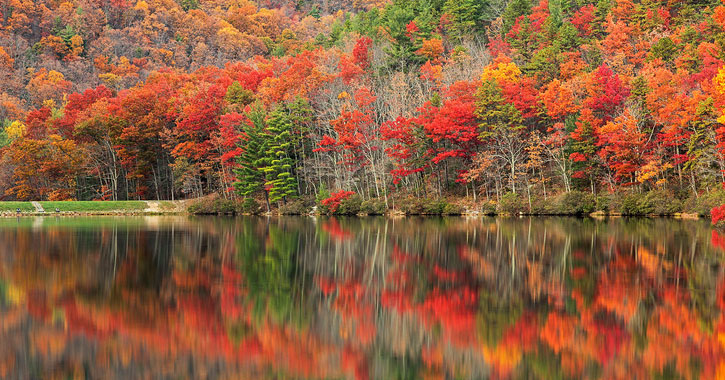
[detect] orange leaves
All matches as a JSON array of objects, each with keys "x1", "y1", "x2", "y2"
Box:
[
  {"x1": 25, "y1": 68, "x2": 72, "y2": 107},
  {"x1": 597, "y1": 110, "x2": 648, "y2": 185},
  {"x1": 257, "y1": 51, "x2": 331, "y2": 104},
  {"x1": 714, "y1": 6, "x2": 725, "y2": 29},
  {"x1": 338, "y1": 54, "x2": 365, "y2": 85},
  {"x1": 0, "y1": 47, "x2": 13, "y2": 69},
  {"x1": 420, "y1": 61, "x2": 443, "y2": 85},
  {"x1": 540, "y1": 79, "x2": 578, "y2": 119},
  {"x1": 416, "y1": 38, "x2": 444, "y2": 62},
  {"x1": 540, "y1": 313, "x2": 577, "y2": 354}
]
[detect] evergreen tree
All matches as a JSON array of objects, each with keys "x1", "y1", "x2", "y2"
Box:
[
  {"x1": 285, "y1": 97, "x2": 314, "y2": 193},
  {"x1": 263, "y1": 108, "x2": 298, "y2": 204},
  {"x1": 234, "y1": 106, "x2": 271, "y2": 211},
  {"x1": 502, "y1": 0, "x2": 532, "y2": 34},
  {"x1": 443, "y1": 0, "x2": 485, "y2": 38}
]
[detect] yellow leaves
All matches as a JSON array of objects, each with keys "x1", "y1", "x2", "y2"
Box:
[
  {"x1": 481, "y1": 56, "x2": 520, "y2": 84},
  {"x1": 4, "y1": 120, "x2": 25, "y2": 139},
  {"x1": 481, "y1": 344, "x2": 522, "y2": 374},
  {"x1": 637, "y1": 159, "x2": 672, "y2": 185},
  {"x1": 26, "y1": 68, "x2": 72, "y2": 106},
  {"x1": 153, "y1": 48, "x2": 174, "y2": 65},
  {"x1": 99, "y1": 72, "x2": 121, "y2": 89},
  {"x1": 337, "y1": 91, "x2": 349, "y2": 99},
  {"x1": 218, "y1": 20, "x2": 241, "y2": 38},
  {"x1": 46, "y1": 70, "x2": 67, "y2": 85},
  {"x1": 69, "y1": 35, "x2": 83, "y2": 56},
  {"x1": 713, "y1": 66, "x2": 725, "y2": 123},
  {"x1": 134, "y1": 0, "x2": 149, "y2": 11},
  {"x1": 5, "y1": 283, "x2": 24, "y2": 306}
]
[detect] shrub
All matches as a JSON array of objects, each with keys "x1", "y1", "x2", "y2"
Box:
[
  {"x1": 442, "y1": 202, "x2": 464, "y2": 215},
  {"x1": 527, "y1": 196, "x2": 548, "y2": 215},
  {"x1": 320, "y1": 190, "x2": 355, "y2": 214},
  {"x1": 557, "y1": 191, "x2": 596, "y2": 215},
  {"x1": 596, "y1": 194, "x2": 611, "y2": 213},
  {"x1": 398, "y1": 197, "x2": 422, "y2": 214},
  {"x1": 240, "y1": 198, "x2": 261, "y2": 214},
  {"x1": 618, "y1": 193, "x2": 655, "y2": 215},
  {"x1": 424, "y1": 199, "x2": 447, "y2": 214},
  {"x1": 399, "y1": 197, "x2": 427, "y2": 214},
  {"x1": 336, "y1": 194, "x2": 362, "y2": 215},
  {"x1": 712, "y1": 204, "x2": 725, "y2": 226},
  {"x1": 279, "y1": 199, "x2": 309, "y2": 215},
  {"x1": 645, "y1": 190, "x2": 681, "y2": 215},
  {"x1": 480, "y1": 201, "x2": 496, "y2": 215},
  {"x1": 617, "y1": 190, "x2": 681, "y2": 216},
  {"x1": 498, "y1": 192, "x2": 525, "y2": 214},
  {"x1": 683, "y1": 189, "x2": 725, "y2": 216},
  {"x1": 187, "y1": 196, "x2": 240, "y2": 214},
  {"x1": 360, "y1": 198, "x2": 387, "y2": 215}
]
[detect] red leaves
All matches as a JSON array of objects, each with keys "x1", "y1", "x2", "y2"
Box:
[
  {"x1": 314, "y1": 135, "x2": 339, "y2": 153},
  {"x1": 584, "y1": 64, "x2": 629, "y2": 120},
  {"x1": 405, "y1": 21, "x2": 420, "y2": 41},
  {"x1": 529, "y1": 0, "x2": 550, "y2": 32},
  {"x1": 338, "y1": 54, "x2": 365, "y2": 85},
  {"x1": 321, "y1": 190, "x2": 355, "y2": 213},
  {"x1": 570, "y1": 5, "x2": 595, "y2": 36},
  {"x1": 501, "y1": 76, "x2": 539, "y2": 119},
  {"x1": 352, "y1": 36, "x2": 373, "y2": 70},
  {"x1": 322, "y1": 87, "x2": 377, "y2": 170},
  {"x1": 711, "y1": 204, "x2": 725, "y2": 225}
]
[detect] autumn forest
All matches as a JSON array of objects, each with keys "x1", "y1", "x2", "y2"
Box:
[{"x1": 2, "y1": 0, "x2": 725, "y2": 213}]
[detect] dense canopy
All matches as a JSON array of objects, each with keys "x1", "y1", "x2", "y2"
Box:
[{"x1": 2, "y1": 0, "x2": 725, "y2": 208}]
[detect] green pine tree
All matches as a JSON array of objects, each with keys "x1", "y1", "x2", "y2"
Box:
[
  {"x1": 234, "y1": 106, "x2": 271, "y2": 211},
  {"x1": 263, "y1": 108, "x2": 299, "y2": 204},
  {"x1": 502, "y1": 0, "x2": 532, "y2": 35}
]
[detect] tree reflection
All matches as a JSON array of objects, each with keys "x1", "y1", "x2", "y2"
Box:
[{"x1": 0, "y1": 216, "x2": 723, "y2": 379}]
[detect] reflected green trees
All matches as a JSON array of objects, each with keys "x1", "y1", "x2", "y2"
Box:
[{"x1": 0, "y1": 216, "x2": 723, "y2": 379}]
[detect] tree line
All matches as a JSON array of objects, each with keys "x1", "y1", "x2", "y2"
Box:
[{"x1": 2, "y1": 0, "x2": 725, "y2": 210}]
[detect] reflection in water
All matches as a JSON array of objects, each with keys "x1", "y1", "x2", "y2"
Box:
[{"x1": 0, "y1": 216, "x2": 724, "y2": 379}]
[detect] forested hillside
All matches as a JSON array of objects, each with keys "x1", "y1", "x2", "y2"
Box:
[{"x1": 2, "y1": 0, "x2": 725, "y2": 213}]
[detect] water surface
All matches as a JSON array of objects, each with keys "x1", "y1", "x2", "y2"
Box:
[{"x1": 0, "y1": 216, "x2": 724, "y2": 379}]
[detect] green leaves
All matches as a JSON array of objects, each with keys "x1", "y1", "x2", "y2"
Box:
[{"x1": 233, "y1": 105, "x2": 299, "y2": 205}]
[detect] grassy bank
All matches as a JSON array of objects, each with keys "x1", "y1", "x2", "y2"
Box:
[
  {"x1": 0, "y1": 202, "x2": 35, "y2": 212},
  {"x1": 0, "y1": 200, "x2": 186, "y2": 215}
]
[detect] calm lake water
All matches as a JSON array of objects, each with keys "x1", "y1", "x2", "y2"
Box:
[{"x1": 0, "y1": 216, "x2": 724, "y2": 379}]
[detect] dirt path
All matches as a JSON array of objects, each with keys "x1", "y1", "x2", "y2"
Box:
[
  {"x1": 144, "y1": 201, "x2": 161, "y2": 213},
  {"x1": 31, "y1": 201, "x2": 44, "y2": 213}
]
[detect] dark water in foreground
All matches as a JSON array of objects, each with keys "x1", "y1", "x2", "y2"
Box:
[{"x1": 0, "y1": 216, "x2": 724, "y2": 379}]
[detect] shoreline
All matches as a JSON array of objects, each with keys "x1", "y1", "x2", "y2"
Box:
[
  {"x1": 0, "y1": 199, "x2": 707, "y2": 219},
  {"x1": 1, "y1": 211, "x2": 696, "y2": 219}
]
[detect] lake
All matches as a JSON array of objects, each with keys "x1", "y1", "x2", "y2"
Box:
[{"x1": 0, "y1": 216, "x2": 723, "y2": 379}]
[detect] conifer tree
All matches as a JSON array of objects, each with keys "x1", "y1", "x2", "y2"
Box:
[
  {"x1": 234, "y1": 106, "x2": 271, "y2": 211},
  {"x1": 263, "y1": 108, "x2": 298, "y2": 204}
]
